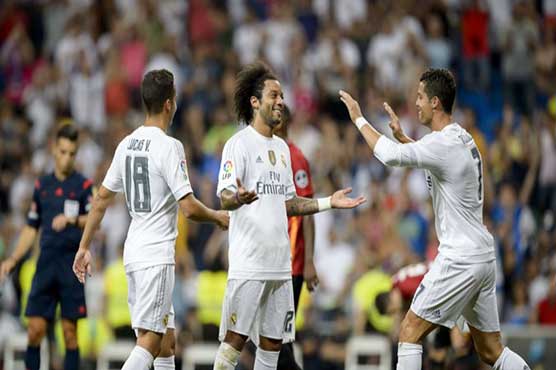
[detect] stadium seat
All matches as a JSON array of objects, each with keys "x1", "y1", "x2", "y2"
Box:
[
  {"x1": 96, "y1": 340, "x2": 135, "y2": 370},
  {"x1": 182, "y1": 343, "x2": 219, "y2": 370},
  {"x1": 3, "y1": 333, "x2": 48, "y2": 370},
  {"x1": 345, "y1": 335, "x2": 391, "y2": 370}
]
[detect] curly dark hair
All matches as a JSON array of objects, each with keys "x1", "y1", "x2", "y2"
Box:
[
  {"x1": 234, "y1": 62, "x2": 278, "y2": 124},
  {"x1": 419, "y1": 68, "x2": 456, "y2": 114}
]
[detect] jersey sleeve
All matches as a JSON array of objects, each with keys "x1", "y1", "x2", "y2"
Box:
[
  {"x1": 284, "y1": 145, "x2": 296, "y2": 201},
  {"x1": 216, "y1": 137, "x2": 246, "y2": 197},
  {"x1": 292, "y1": 153, "x2": 314, "y2": 198},
  {"x1": 102, "y1": 144, "x2": 124, "y2": 192},
  {"x1": 373, "y1": 133, "x2": 446, "y2": 174},
  {"x1": 26, "y1": 180, "x2": 42, "y2": 229},
  {"x1": 79, "y1": 179, "x2": 94, "y2": 214},
  {"x1": 162, "y1": 140, "x2": 193, "y2": 201}
]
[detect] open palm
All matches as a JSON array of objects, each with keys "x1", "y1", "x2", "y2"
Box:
[{"x1": 331, "y1": 188, "x2": 366, "y2": 209}]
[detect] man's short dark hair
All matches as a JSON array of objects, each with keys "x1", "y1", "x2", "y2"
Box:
[
  {"x1": 234, "y1": 62, "x2": 278, "y2": 124},
  {"x1": 56, "y1": 124, "x2": 78, "y2": 142},
  {"x1": 419, "y1": 68, "x2": 456, "y2": 114},
  {"x1": 141, "y1": 69, "x2": 175, "y2": 115}
]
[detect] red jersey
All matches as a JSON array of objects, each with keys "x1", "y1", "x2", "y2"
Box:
[
  {"x1": 287, "y1": 141, "x2": 314, "y2": 276},
  {"x1": 392, "y1": 263, "x2": 429, "y2": 302}
]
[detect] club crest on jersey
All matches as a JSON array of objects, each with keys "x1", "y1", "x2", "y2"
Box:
[
  {"x1": 180, "y1": 160, "x2": 188, "y2": 180},
  {"x1": 268, "y1": 150, "x2": 276, "y2": 166},
  {"x1": 230, "y1": 313, "x2": 237, "y2": 326},
  {"x1": 280, "y1": 154, "x2": 287, "y2": 167},
  {"x1": 163, "y1": 314, "x2": 169, "y2": 327},
  {"x1": 222, "y1": 160, "x2": 233, "y2": 180}
]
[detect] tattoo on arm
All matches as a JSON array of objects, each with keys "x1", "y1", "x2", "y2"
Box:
[{"x1": 286, "y1": 196, "x2": 319, "y2": 216}]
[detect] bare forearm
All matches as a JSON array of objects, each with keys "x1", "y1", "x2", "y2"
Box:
[
  {"x1": 286, "y1": 196, "x2": 319, "y2": 216},
  {"x1": 77, "y1": 214, "x2": 88, "y2": 229},
  {"x1": 303, "y1": 214, "x2": 315, "y2": 263},
  {"x1": 356, "y1": 118, "x2": 383, "y2": 151},
  {"x1": 179, "y1": 194, "x2": 219, "y2": 223},
  {"x1": 79, "y1": 195, "x2": 110, "y2": 251},
  {"x1": 394, "y1": 132, "x2": 414, "y2": 144},
  {"x1": 9, "y1": 226, "x2": 38, "y2": 263}
]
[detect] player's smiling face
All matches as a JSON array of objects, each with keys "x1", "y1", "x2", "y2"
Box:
[
  {"x1": 258, "y1": 79, "x2": 284, "y2": 128},
  {"x1": 54, "y1": 137, "x2": 78, "y2": 175},
  {"x1": 416, "y1": 82, "x2": 433, "y2": 126}
]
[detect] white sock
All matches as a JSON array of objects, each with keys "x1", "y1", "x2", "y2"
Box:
[
  {"x1": 492, "y1": 347, "x2": 530, "y2": 370},
  {"x1": 121, "y1": 345, "x2": 154, "y2": 370},
  {"x1": 154, "y1": 355, "x2": 175, "y2": 369},
  {"x1": 254, "y1": 347, "x2": 280, "y2": 370},
  {"x1": 396, "y1": 342, "x2": 422, "y2": 370},
  {"x1": 213, "y1": 342, "x2": 241, "y2": 370}
]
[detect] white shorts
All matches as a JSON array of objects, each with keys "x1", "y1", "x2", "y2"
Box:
[
  {"x1": 127, "y1": 264, "x2": 175, "y2": 335},
  {"x1": 219, "y1": 279, "x2": 295, "y2": 346},
  {"x1": 410, "y1": 254, "x2": 500, "y2": 332}
]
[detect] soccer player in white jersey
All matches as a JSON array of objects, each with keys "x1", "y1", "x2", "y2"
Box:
[
  {"x1": 212, "y1": 62, "x2": 366, "y2": 370},
  {"x1": 72, "y1": 69, "x2": 229, "y2": 370},
  {"x1": 339, "y1": 68, "x2": 530, "y2": 370}
]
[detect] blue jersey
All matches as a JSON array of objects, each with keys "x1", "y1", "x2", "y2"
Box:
[{"x1": 27, "y1": 171, "x2": 93, "y2": 256}]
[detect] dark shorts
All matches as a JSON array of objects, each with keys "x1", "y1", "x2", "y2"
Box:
[{"x1": 25, "y1": 253, "x2": 87, "y2": 321}]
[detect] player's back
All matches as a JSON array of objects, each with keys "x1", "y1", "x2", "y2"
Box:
[
  {"x1": 105, "y1": 126, "x2": 192, "y2": 271},
  {"x1": 425, "y1": 123, "x2": 494, "y2": 263}
]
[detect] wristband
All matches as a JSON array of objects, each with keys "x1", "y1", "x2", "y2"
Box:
[
  {"x1": 355, "y1": 117, "x2": 370, "y2": 130},
  {"x1": 235, "y1": 191, "x2": 243, "y2": 205},
  {"x1": 317, "y1": 196, "x2": 332, "y2": 211}
]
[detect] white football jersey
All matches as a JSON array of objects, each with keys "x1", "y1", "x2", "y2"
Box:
[
  {"x1": 374, "y1": 123, "x2": 495, "y2": 263},
  {"x1": 217, "y1": 125, "x2": 296, "y2": 280},
  {"x1": 103, "y1": 126, "x2": 192, "y2": 272}
]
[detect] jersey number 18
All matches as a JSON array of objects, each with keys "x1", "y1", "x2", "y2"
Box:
[{"x1": 125, "y1": 156, "x2": 152, "y2": 212}]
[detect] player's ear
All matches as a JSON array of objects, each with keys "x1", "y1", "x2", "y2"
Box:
[
  {"x1": 431, "y1": 96, "x2": 440, "y2": 111},
  {"x1": 164, "y1": 99, "x2": 172, "y2": 112},
  {"x1": 250, "y1": 96, "x2": 259, "y2": 110}
]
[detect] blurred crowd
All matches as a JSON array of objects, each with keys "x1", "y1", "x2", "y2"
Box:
[{"x1": 1, "y1": 0, "x2": 556, "y2": 369}]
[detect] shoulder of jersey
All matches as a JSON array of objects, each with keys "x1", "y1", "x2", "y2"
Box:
[{"x1": 273, "y1": 135, "x2": 289, "y2": 149}]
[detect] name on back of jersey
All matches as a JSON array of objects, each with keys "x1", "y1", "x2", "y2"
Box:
[{"x1": 127, "y1": 138, "x2": 152, "y2": 152}]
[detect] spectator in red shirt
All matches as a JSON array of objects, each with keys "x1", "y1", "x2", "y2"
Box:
[
  {"x1": 531, "y1": 272, "x2": 556, "y2": 325},
  {"x1": 461, "y1": 0, "x2": 490, "y2": 91}
]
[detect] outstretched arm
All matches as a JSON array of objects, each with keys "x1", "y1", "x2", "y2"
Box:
[
  {"x1": 286, "y1": 188, "x2": 366, "y2": 217},
  {"x1": 178, "y1": 193, "x2": 229, "y2": 228}
]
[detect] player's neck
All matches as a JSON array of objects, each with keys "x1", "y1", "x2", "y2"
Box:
[
  {"x1": 144, "y1": 115, "x2": 169, "y2": 132},
  {"x1": 430, "y1": 113, "x2": 452, "y2": 132},
  {"x1": 251, "y1": 117, "x2": 273, "y2": 137},
  {"x1": 54, "y1": 168, "x2": 71, "y2": 181}
]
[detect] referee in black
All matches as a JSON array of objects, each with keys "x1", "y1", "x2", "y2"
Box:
[{"x1": 1, "y1": 124, "x2": 93, "y2": 370}]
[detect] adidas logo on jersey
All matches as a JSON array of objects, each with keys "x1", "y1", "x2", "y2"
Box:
[{"x1": 256, "y1": 155, "x2": 263, "y2": 164}]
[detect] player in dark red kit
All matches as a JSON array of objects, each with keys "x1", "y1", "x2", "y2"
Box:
[
  {"x1": 0, "y1": 124, "x2": 92, "y2": 370},
  {"x1": 273, "y1": 105, "x2": 318, "y2": 370}
]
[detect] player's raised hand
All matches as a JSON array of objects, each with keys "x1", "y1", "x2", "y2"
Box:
[
  {"x1": 331, "y1": 187, "x2": 366, "y2": 209},
  {"x1": 339, "y1": 90, "x2": 363, "y2": 123},
  {"x1": 73, "y1": 248, "x2": 92, "y2": 284},
  {"x1": 0, "y1": 258, "x2": 16, "y2": 282},
  {"x1": 215, "y1": 210, "x2": 230, "y2": 230},
  {"x1": 384, "y1": 102, "x2": 403, "y2": 138},
  {"x1": 236, "y1": 178, "x2": 258, "y2": 205}
]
